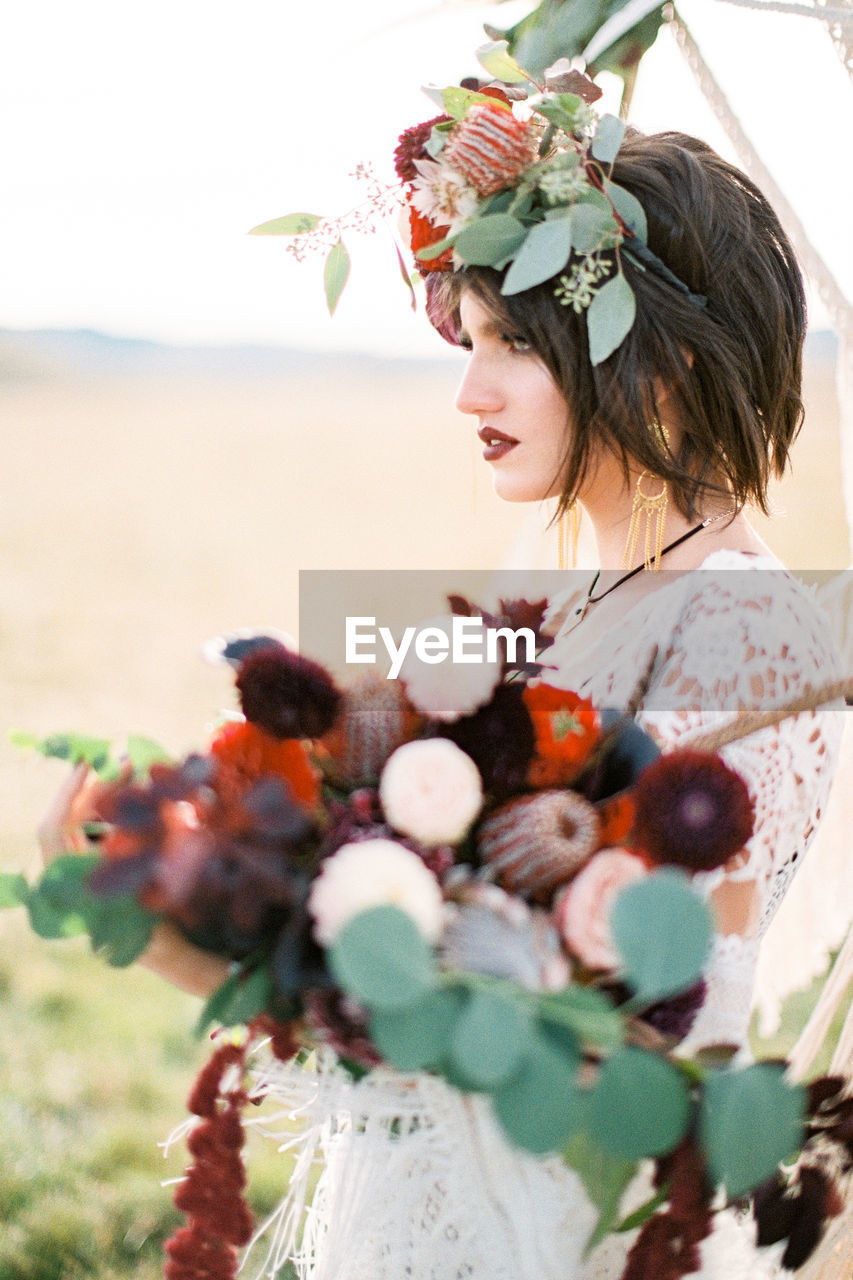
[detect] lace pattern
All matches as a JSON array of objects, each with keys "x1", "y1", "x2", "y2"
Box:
[{"x1": 246, "y1": 553, "x2": 842, "y2": 1280}]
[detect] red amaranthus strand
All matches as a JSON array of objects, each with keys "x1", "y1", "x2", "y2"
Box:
[
  {"x1": 623, "y1": 1138, "x2": 713, "y2": 1280},
  {"x1": 164, "y1": 1038, "x2": 254, "y2": 1280}
]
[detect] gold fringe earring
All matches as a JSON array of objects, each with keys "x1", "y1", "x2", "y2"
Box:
[
  {"x1": 557, "y1": 503, "x2": 581, "y2": 570},
  {"x1": 622, "y1": 419, "x2": 669, "y2": 572}
]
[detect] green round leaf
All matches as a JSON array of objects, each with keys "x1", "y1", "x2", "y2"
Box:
[
  {"x1": 609, "y1": 869, "x2": 711, "y2": 1001},
  {"x1": 591, "y1": 114, "x2": 626, "y2": 165},
  {"x1": 493, "y1": 1032, "x2": 582, "y2": 1154},
  {"x1": 449, "y1": 987, "x2": 531, "y2": 1090},
  {"x1": 248, "y1": 212, "x2": 322, "y2": 236},
  {"x1": 587, "y1": 1046, "x2": 691, "y2": 1160},
  {"x1": 440, "y1": 86, "x2": 503, "y2": 121},
  {"x1": 476, "y1": 39, "x2": 531, "y2": 85},
  {"x1": 454, "y1": 214, "x2": 527, "y2": 268},
  {"x1": 606, "y1": 181, "x2": 648, "y2": 243},
  {"x1": 569, "y1": 203, "x2": 613, "y2": 254},
  {"x1": 0, "y1": 872, "x2": 28, "y2": 909},
  {"x1": 536, "y1": 985, "x2": 625, "y2": 1055},
  {"x1": 329, "y1": 905, "x2": 436, "y2": 1012},
  {"x1": 370, "y1": 986, "x2": 465, "y2": 1072},
  {"x1": 502, "y1": 218, "x2": 574, "y2": 295},
  {"x1": 324, "y1": 240, "x2": 351, "y2": 316},
  {"x1": 700, "y1": 1063, "x2": 805, "y2": 1199}
]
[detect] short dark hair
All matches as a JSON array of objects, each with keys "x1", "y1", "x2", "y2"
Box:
[{"x1": 431, "y1": 129, "x2": 806, "y2": 518}]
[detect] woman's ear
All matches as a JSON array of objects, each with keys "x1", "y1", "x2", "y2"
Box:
[{"x1": 652, "y1": 348, "x2": 694, "y2": 410}]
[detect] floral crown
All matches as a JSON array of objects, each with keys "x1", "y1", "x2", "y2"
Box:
[{"x1": 253, "y1": 43, "x2": 706, "y2": 366}]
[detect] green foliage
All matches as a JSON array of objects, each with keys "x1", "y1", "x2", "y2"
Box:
[
  {"x1": 493, "y1": 0, "x2": 666, "y2": 84},
  {"x1": 439, "y1": 86, "x2": 503, "y2": 121},
  {"x1": 248, "y1": 212, "x2": 322, "y2": 236},
  {"x1": 537, "y1": 984, "x2": 624, "y2": 1054},
  {"x1": 125, "y1": 735, "x2": 173, "y2": 776},
  {"x1": 606, "y1": 181, "x2": 648, "y2": 242},
  {"x1": 609, "y1": 869, "x2": 711, "y2": 1001},
  {"x1": 563, "y1": 1129, "x2": 638, "y2": 1254},
  {"x1": 534, "y1": 93, "x2": 588, "y2": 135},
  {"x1": 370, "y1": 986, "x2": 466, "y2": 1072},
  {"x1": 475, "y1": 39, "x2": 531, "y2": 85},
  {"x1": 454, "y1": 214, "x2": 527, "y2": 267},
  {"x1": 324, "y1": 240, "x2": 350, "y2": 316},
  {"x1": 591, "y1": 113, "x2": 626, "y2": 165},
  {"x1": 502, "y1": 218, "x2": 574, "y2": 294},
  {"x1": 196, "y1": 962, "x2": 273, "y2": 1035},
  {"x1": 587, "y1": 1047, "x2": 691, "y2": 1159},
  {"x1": 449, "y1": 986, "x2": 531, "y2": 1090},
  {"x1": 11, "y1": 730, "x2": 112, "y2": 774},
  {"x1": 493, "y1": 1031, "x2": 582, "y2": 1153},
  {"x1": 329, "y1": 905, "x2": 437, "y2": 1011},
  {"x1": 0, "y1": 872, "x2": 28, "y2": 907},
  {"x1": 22, "y1": 855, "x2": 158, "y2": 966},
  {"x1": 699, "y1": 1063, "x2": 805, "y2": 1199}
]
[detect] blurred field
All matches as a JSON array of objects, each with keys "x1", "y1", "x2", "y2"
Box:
[{"x1": 0, "y1": 329, "x2": 848, "y2": 1278}]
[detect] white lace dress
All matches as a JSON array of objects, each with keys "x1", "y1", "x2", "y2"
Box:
[{"x1": 246, "y1": 552, "x2": 844, "y2": 1280}]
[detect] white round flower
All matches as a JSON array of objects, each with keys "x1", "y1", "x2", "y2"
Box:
[
  {"x1": 380, "y1": 738, "x2": 483, "y2": 847},
  {"x1": 308, "y1": 838, "x2": 443, "y2": 946},
  {"x1": 399, "y1": 614, "x2": 502, "y2": 724},
  {"x1": 410, "y1": 158, "x2": 479, "y2": 232}
]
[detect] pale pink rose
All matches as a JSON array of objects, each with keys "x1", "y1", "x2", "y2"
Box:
[
  {"x1": 380, "y1": 738, "x2": 483, "y2": 846},
  {"x1": 308, "y1": 838, "x2": 443, "y2": 946},
  {"x1": 398, "y1": 615, "x2": 502, "y2": 724},
  {"x1": 555, "y1": 848, "x2": 648, "y2": 971}
]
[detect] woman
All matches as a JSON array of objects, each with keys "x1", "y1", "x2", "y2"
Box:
[{"x1": 41, "y1": 99, "x2": 844, "y2": 1278}]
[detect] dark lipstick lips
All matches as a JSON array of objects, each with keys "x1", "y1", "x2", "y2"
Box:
[{"x1": 478, "y1": 426, "x2": 519, "y2": 462}]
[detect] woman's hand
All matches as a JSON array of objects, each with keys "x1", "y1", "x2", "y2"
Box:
[{"x1": 38, "y1": 764, "x2": 229, "y2": 998}]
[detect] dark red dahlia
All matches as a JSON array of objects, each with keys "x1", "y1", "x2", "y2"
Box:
[
  {"x1": 393, "y1": 114, "x2": 450, "y2": 182},
  {"x1": 236, "y1": 644, "x2": 341, "y2": 739},
  {"x1": 440, "y1": 682, "x2": 536, "y2": 800},
  {"x1": 632, "y1": 749, "x2": 754, "y2": 872}
]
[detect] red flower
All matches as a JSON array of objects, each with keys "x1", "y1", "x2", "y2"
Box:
[
  {"x1": 596, "y1": 792, "x2": 636, "y2": 847},
  {"x1": 523, "y1": 684, "x2": 600, "y2": 788},
  {"x1": 236, "y1": 645, "x2": 341, "y2": 739},
  {"x1": 393, "y1": 114, "x2": 450, "y2": 182},
  {"x1": 444, "y1": 101, "x2": 536, "y2": 197},
  {"x1": 632, "y1": 749, "x2": 754, "y2": 872},
  {"x1": 210, "y1": 718, "x2": 320, "y2": 811},
  {"x1": 409, "y1": 205, "x2": 453, "y2": 275}
]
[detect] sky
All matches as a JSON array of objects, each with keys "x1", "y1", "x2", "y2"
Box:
[{"x1": 2, "y1": 0, "x2": 852, "y2": 356}]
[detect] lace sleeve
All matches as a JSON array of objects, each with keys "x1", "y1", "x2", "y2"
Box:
[{"x1": 636, "y1": 555, "x2": 844, "y2": 1050}]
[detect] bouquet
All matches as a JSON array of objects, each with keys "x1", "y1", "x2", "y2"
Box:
[{"x1": 3, "y1": 597, "x2": 851, "y2": 1280}]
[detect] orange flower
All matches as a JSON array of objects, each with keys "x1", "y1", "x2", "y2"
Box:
[
  {"x1": 209, "y1": 719, "x2": 320, "y2": 811},
  {"x1": 596, "y1": 792, "x2": 636, "y2": 848},
  {"x1": 409, "y1": 205, "x2": 453, "y2": 274},
  {"x1": 523, "y1": 683, "x2": 600, "y2": 788}
]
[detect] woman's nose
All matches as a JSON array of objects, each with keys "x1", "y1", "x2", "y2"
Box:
[{"x1": 455, "y1": 355, "x2": 504, "y2": 417}]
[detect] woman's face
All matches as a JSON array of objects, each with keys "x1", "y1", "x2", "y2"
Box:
[{"x1": 455, "y1": 291, "x2": 570, "y2": 504}]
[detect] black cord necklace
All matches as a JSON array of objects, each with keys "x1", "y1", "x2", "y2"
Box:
[{"x1": 570, "y1": 512, "x2": 729, "y2": 627}]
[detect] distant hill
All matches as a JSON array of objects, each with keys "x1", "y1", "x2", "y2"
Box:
[{"x1": 0, "y1": 327, "x2": 460, "y2": 383}]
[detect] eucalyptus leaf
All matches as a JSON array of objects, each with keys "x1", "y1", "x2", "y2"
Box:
[
  {"x1": 371, "y1": 986, "x2": 465, "y2": 1072},
  {"x1": 324, "y1": 240, "x2": 350, "y2": 316},
  {"x1": 329, "y1": 905, "x2": 436, "y2": 1012},
  {"x1": 416, "y1": 234, "x2": 455, "y2": 263},
  {"x1": 248, "y1": 213, "x2": 322, "y2": 236},
  {"x1": 24, "y1": 853, "x2": 158, "y2": 965},
  {"x1": 587, "y1": 271, "x2": 637, "y2": 367},
  {"x1": 563, "y1": 1130, "x2": 638, "y2": 1254},
  {"x1": 476, "y1": 39, "x2": 531, "y2": 85},
  {"x1": 700, "y1": 1063, "x2": 805, "y2": 1199},
  {"x1": 609, "y1": 869, "x2": 712, "y2": 1001},
  {"x1": 537, "y1": 985, "x2": 624, "y2": 1054},
  {"x1": 449, "y1": 987, "x2": 531, "y2": 1090},
  {"x1": 588, "y1": 1046, "x2": 691, "y2": 1160},
  {"x1": 570, "y1": 204, "x2": 612, "y2": 254},
  {"x1": 533, "y1": 93, "x2": 586, "y2": 134},
  {"x1": 502, "y1": 218, "x2": 573, "y2": 295},
  {"x1": 197, "y1": 966, "x2": 244, "y2": 1035},
  {"x1": 493, "y1": 1032, "x2": 582, "y2": 1154},
  {"x1": 591, "y1": 114, "x2": 626, "y2": 165},
  {"x1": 0, "y1": 872, "x2": 28, "y2": 908},
  {"x1": 454, "y1": 214, "x2": 527, "y2": 267},
  {"x1": 16, "y1": 731, "x2": 113, "y2": 775},
  {"x1": 606, "y1": 182, "x2": 648, "y2": 243}
]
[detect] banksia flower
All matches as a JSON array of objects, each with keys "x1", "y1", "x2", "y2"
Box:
[
  {"x1": 444, "y1": 102, "x2": 537, "y2": 196},
  {"x1": 319, "y1": 672, "x2": 421, "y2": 786},
  {"x1": 632, "y1": 749, "x2": 754, "y2": 872},
  {"x1": 478, "y1": 789, "x2": 600, "y2": 898}
]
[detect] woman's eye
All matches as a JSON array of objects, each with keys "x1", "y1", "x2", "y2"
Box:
[
  {"x1": 503, "y1": 333, "x2": 532, "y2": 354},
  {"x1": 456, "y1": 335, "x2": 473, "y2": 352}
]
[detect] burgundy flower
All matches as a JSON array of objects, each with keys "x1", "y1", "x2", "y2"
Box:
[
  {"x1": 632, "y1": 749, "x2": 754, "y2": 872},
  {"x1": 237, "y1": 644, "x2": 341, "y2": 739},
  {"x1": 393, "y1": 115, "x2": 450, "y2": 182},
  {"x1": 440, "y1": 683, "x2": 535, "y2": 799}
]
